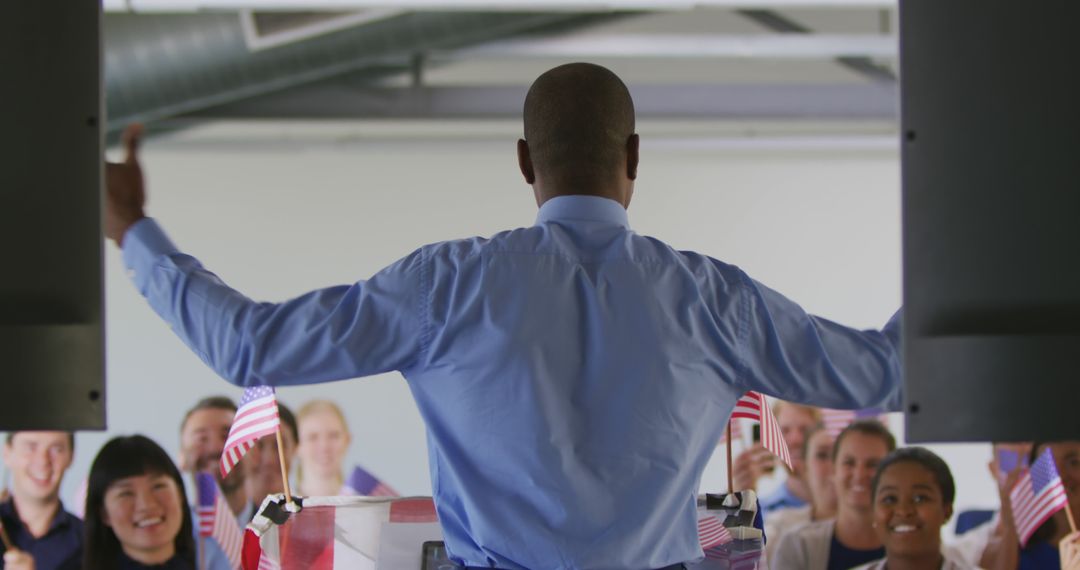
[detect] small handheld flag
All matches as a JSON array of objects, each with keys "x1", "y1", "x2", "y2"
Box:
[
  {"x1": 344, "y1": 465, "x2": 399, "y2": 497},
  {"x1": 195, "y1": 472, "x2": 244, "y2": 569},
  {"x1": 221, "y1": 386, "x2": 280, "y2": 478},
  {"x1": 1010, "y1": 447, "x2": 1069, "y2": 546},
  {"x1": 730, "y1": 392, "x2": 792, "y2": 470},
  {"x1": 821, "y1": 407, "x2": 886, "y2": 438}
]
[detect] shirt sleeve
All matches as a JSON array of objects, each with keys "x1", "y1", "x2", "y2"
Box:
[
  {"x1": 733, "y1": 270, "x2": 903, "y2": 411},
  {"x1": 122, "y1": 218, "x2": 426, "y2": 387}
]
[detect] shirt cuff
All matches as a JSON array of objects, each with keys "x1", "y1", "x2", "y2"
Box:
[{"x1": 121, "y1": 217, "x2": 180, "y2": 295}]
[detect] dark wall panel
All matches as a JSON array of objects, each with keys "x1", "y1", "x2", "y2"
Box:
[
  {"x1": 1, "y1": 2, "x2": 105, "y2": 430},
  {"x1": 902, "y1": 0, "x2": 1080, "y2": 441}
]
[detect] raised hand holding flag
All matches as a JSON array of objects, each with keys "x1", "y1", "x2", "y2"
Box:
[
  {"x1": 1010, "y1": 447, "x2": 1071, "y2": 546},
  {"x1": 730, "y1": 392, "x2": 792, "y2": 470}
]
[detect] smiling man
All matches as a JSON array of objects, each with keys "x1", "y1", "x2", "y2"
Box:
[{"x1": 0, "y1": 432, "x2": 82, "y2": 570}]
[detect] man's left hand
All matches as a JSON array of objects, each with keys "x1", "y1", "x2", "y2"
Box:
[{"x1": 104, "y1": 124, "x2": 147, "y2": 246}]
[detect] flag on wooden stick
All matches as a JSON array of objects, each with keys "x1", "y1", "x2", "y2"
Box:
[
  {"x1": 1011, "y1": 447, "x2": 1069, "y2": 547},
  {"x1": 221, "y1": 386, "x2": 280, "y2": 478},
  {"x1": 730, "y1": 392, "x2": 791, "y2": 470}
]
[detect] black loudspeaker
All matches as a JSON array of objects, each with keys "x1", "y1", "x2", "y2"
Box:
[
  {"x1": 901, "y1": 1, "x2": 1080, "y2": 442},
  {"x1": 0, "y1": 2, "x2": 105, "y2": 430}
]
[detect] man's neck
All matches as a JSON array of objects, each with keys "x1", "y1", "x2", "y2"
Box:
[
  {"x1": 835, "y1": 508, "x2": 881, "y2": 550},
  {"x1": 11, "y1": 494, "x2": 61, "y2": 539}
]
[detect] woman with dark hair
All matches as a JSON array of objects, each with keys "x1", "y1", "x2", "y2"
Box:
[
  {"x1": 83, "y1": 435, "x2": 196, "y2": 570},
  {"x1": 855, "y1": 446, "x2": 974, "y2": 569}
]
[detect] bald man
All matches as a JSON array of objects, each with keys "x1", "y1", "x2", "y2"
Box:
[{"x1": 105, "y1": 63, "x2": 902, "y2": 569}]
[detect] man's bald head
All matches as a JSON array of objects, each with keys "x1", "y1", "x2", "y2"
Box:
[{"x1": 521, "y1": 63, "x2": 637, "y2": 202}]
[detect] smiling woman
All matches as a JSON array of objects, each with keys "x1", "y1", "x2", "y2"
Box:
[
  {"x1": 855, "y1": 447, "x2": 974, "y2": 570},
  {"x1": 83, "y1": 436, "x2": 196, "y2": 570},
  {"x1": 772, "y1": 420, "x2": 897, "y2": 570}
]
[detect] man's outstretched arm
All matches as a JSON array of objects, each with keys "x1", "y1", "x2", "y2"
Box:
[
  {"x1": 733, "y1": 270, "x2": 903, "y2": 412},
  {"x1": 104, "y1": 126, "x2": 425, "y2": 387}
]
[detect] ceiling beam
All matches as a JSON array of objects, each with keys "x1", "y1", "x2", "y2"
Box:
[
  {"x1": 737, "y1": 8, "x2": 896, "y2": 82},
  {"x1": 105, "y1": 0, "x2": 896, "y2": 13},
  {"x1": 448, "y1": 33, "x2": 896, "y2": 59},
  {"x1": 185, "y1": 82, "x2": 899, "y2": 121}
]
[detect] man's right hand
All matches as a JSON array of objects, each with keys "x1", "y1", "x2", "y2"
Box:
[
  {"x1": 733, "y1": 444, "x2": 776, "y2": 491},
  {"x1": 3, "y1": 548, "x2": 36, "y2": 570},
  {"x1": 104, "y1": 124, "x2": 147, "y2": 247}
]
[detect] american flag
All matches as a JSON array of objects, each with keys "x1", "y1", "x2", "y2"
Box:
[
  {"x1": 1010, "y1": 447, "x2": 1069, "y2": 546},
  {"x1": 343, "y1": 465, "x2": 399, "y2": 497},
  {"x1": 729, "y1": 392, "x2": 791, "y2": 469},
  {"x1": 195, "y1": 472, "x2": 244, "y2": 569},
  {"x1": 821, "y1": 407, "x2": 886, "y2": 438},
  {"x1": 703, "y1": 545, "x2": 763, "y2": 569},
  {"x1": 698, "y1": 514, "x2": 734, "y2": 550},
  {"x1": 220, "y1": 386, "x2": 280, "y2": 478}
]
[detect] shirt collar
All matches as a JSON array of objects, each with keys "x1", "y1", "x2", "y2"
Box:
[
  {"x1": 535, "y1": 195, "x2": 630, "y2": 229},
  {"x1": 0, "y1": 497, "x2": 75, "y2": 533}
]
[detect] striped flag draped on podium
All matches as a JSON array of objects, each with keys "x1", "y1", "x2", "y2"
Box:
[
  {"x1": 729, "y1": 392, "x2": 791, "y2": 469},
  {"x1": 221, "y1": 386, "x2": 281, "y2": 477},
  {"x1": 1010, "y1": 447, "x2": 1069, "y2": 546},
  {"x1": 697, "y1": 514, "x2": 734, "y2": 550},
  {"x1": 196, "y1": 472, "x2": 244, "y2": 569}
]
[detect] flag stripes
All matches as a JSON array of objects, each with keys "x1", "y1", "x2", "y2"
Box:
[
  {"x1": 820, "y1": 408, "x2": 886, "y2": 438},
  {"x1": 196, "y1": 472, "x2": 244, "y2": 569},
  {"x1": 730, "y1": 392, "x2": 791, "y2": 469},
  {"x1": 697, "y1": 514, "x2": 733, "y2": 549},
  {"x1": 1010, "y1": 447, "x2": 1069, "y2": 546},
  {"x1": 221, "y1": 386, "x2": 280, "y2": 477}
]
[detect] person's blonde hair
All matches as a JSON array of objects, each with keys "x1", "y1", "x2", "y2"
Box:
[
  {"x1": 296, "y1": 400, "x2": 351, "y2": 487},
  {"x1": 771, "y1": 400, "x2": 822, "y2": 423}
]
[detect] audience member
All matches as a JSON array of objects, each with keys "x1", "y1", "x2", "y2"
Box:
[
  {"x1": 734, "y1": 402, "x2": 820, "y2": 513},
  {"x1": 854, "y1": 446, "x2": 974, "y2": 569},
  {"x1": 773, "y1": 420, "x2": 896, "y2": 570},
  {"x1": 0, "y1": 431, "x2": 81, "y2": 570},
  {"x1": 178, "y1": 397, "x2": 251, "y2": 570},
  {"x1": 178, "y1": 396, "x2": 256, "y2": 522},
  {"x1": 765, "y1": 424, "x2": 838, "y2": 562},
  {"x1": 296, "y1": 401, "x2": 352, "y2": 496},
  {"x1": 246, "y1": 403, "x2": 298, "y2": 503},
  {"x1": 979, "y1": 441, "x2": 1080, "y2": 570},
  {"x1": 949, "y1": 442, "x2": 1032, "y2": 568},
  {"x1": 83, "y1": 435, "x2": 195, "y2": 570}
]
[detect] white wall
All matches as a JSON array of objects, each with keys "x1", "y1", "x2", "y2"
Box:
[{"x1": 3, "y1": 120, "x2": 997, "y2": 535}]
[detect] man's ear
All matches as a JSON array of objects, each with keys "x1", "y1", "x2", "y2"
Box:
[
  {"x1": 944, "y1": 503, "x2": 954, "y2": 522},
  {"x1": 517, "y1": 139, "x2": 536, "y2": 185},
  {"x1": 625, "y1": 134, "x2": 639, "y2": 181}
]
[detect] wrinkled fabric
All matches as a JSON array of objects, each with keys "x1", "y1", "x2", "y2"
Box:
[{"x1": 125, "y1": 195, "x2": 902, "y2": 570}]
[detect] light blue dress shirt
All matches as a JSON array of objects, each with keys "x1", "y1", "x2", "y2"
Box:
[{"x1": 124, "y1": 195, "x2": 901, "y2": 570}]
